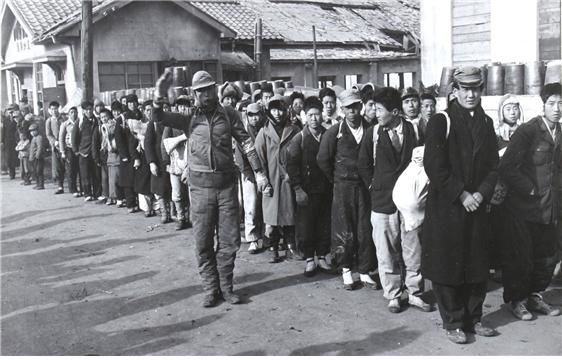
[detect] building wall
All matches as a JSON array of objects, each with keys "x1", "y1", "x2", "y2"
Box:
[
  {"x1": 539, "y1": 0, "x2": 562, "y2": 60},
  {"x1": 271, "y1": 58, "x2": 420, "y2": 88},
  {"x1": 451, "y1": 0, "x2": 491, "y2": 67},
  {"x1": 69, "y1": 1, "x2": 222, "y2": 96}
]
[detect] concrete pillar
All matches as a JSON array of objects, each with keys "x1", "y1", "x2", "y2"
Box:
[
  {"x1": 32, "y1": 63, "x2": 39, "y2": 115},
  {"x1": 368, "y1": 62, "x2": 379, "y2": 85}
]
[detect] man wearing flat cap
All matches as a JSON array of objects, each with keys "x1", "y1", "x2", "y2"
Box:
[
  {"x1": 317, "y1": 88, "x2": 379, "y2": 291},
  {"x1": 499, "y1": 82, "x2": 562, "y2": 321},
  {"x1": 422, "y1": 66, "x2": 499, "y2": 344},
  {"x1": 72, "y1": 100, "x2": 100, "y2": 201},
  {"x1": 153, "y1": 70, "x2": 271, "y2": 308}
]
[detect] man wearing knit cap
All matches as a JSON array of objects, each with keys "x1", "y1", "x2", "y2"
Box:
[
  {"x1": 219, "y1": 82, "x2": 242, "y2": 108},
  {"x1": 234, "y1": 102, "x2": 266, "y2": 254},
  {"x1": 499, "y1": 82, "x2": 562, "y2": 322},
  {"x1": 317, "y1": 88, "x2": 379, "y2": 291},
  {"x1": 153, "y1": 70, "x2": 271, "y2": 307},
  {"x1": 422, "y1": 66, "x2": 499, "y2": 344}
]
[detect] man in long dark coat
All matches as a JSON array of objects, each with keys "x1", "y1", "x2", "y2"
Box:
[{"x1": 422, "y1": 66, "x2": 499, "y2": 344}]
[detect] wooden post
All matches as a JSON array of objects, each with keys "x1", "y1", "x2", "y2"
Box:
[
  {"x1": 255, "y1": 18, "x2": 262, "y2": 81},
  {"x1": 81, "y1": 0, "x2": 93, "y2": 102},
  {"x1": 312, "y1": 25, "x2": 318, "y2": 88}
]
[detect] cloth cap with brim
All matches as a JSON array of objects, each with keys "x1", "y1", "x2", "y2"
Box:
[
  {"x1": 192, "y1": 71, "x2": 216, "y2": 91},
  {"x1": 7, "y1": 103, "x2": 19, "y2": 111},
  {"x1": 81, "y1": 100, "x2": 94, "y2": 109},
  {"x1": 94, "y1": 99, "x2": 104, "y2": 107},
  {"x1": 267, "y1": 94, "x2": 287, "y2": 110},
  {"x1": 126, "y1": 94, "x2": 138, "y2": 104},
  {"x1": 338, "y1": 89, "x2": 362, "y2": 107},
  {"x1": 142, "y1": 99, "x2": 153, "y2": 108},
  {"x1": 453, "y1": 66, "x2": 484, "y2": 87},
  {"x1": 175, "y1": 95, "x2": 190, "y2": 106},
  {"x1": 540, "y1": 82, "x2": 562, "y2": 103},
  {"x1": 247, "y1": 103, "x2": 261, "y2": 114},
  {"x1": 29, "y1": 124, "x2": 38, "y2": 131},
  {"x1": 401, "y1": 87, "x2": 420, "y2": 100}
]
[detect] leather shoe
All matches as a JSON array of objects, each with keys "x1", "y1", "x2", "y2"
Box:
[
  {"x1": 221, "y1": 290, "x2": 241, "y2": 305},
  {"x1": 471, "y1": 322, "x2": 498, "y2": 337},
  {"x1": 54, "y1": 188, "x2": 64, "y2": 195},
  {"x1": 202, "y1": 292, "x2": 221, "y2": 308},
  {"x1": 446, "y1": 328, "x2": 467, "y2": 344},
  {"x1": 388, "y1": 298, "x2": 401, "y2": 313},
  {"x1": 270, "y1": 248, "x2": 282, "y2": 263}
]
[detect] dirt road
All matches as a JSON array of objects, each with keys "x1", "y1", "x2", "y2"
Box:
[{"x1": 1, "y1": 176, "x2": 561, "y2": 355}]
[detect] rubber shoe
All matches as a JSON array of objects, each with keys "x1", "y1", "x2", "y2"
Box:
[
  {"x1": 304, "y1": 259, "x2": 317, "y2": 277},
  {"x1": 388, "y1": 298, "x2": 401, "y2": 313},
  {"x1": 446, "y1": 328, "x2": 467, "y2": 344},
  {"x1": 360, "y1": 273, "x2": 380, "y2": 290},
  {"x1": 408, "y1": 295, "x2": 433, "y2": 312},
  {"x1": 202, "y1": 292, "x2": 221, "y2": 308},
  {"x1": 510, "y1": 300, "x2": 532, "y2": 321},
  {"x1": 527, "y1": 293, "x2": 561, "y2": 316},
  {"x1": 471, "y1": 322, "x2": 498, "y2": 337},
  {"x1": 248, "y1": 241, "x2": 259, "y2": 254},
  {"x1": 342, "y1": 269, "x2": 354, "y2": 290},
  {"x1": 222, "y1": 290, "x2": 241, "y2": 305}
]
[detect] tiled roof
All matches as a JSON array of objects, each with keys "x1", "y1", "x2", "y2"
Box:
[
  {"x1": 8, "y1": 0, "x2": 105, "y2": 38},
  {"x1": 270, "y1": 47, "x2": 417, "y2": 61},
  {"x1": 240, "y1": 0, "x2": 419, "y2": 46},
  {"x1": 189, "y1": 1, "x2": 282, "y2": 40}
]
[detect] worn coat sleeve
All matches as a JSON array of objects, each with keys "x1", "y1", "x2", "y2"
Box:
[
  {"x1": 254, "y1": 129, "x2": 268, "y2": 178},
  {"x1": 316, "y1": 125, "x2": 337, "y2": 183},
  {"x1": 152, "y1": 107, "x2": 191, "y2": 134},
  {"x1": 285, "y1": 132, "x2": 303, "y2": 188},
  {"x1": 358, "y1": 125, "x2": 375, "y2": 189},
  {"x1": 499, "y1": 123, "x2": 535, "y2": 195},
  {"x1": 45, "y1": 118, "x2": 56, "y2": 147},
  {"x1": 423, "y1": 113, "x2": 465, "y2": 203},
  {"x1": 160, "y1": 126, "x2": 171, "y2": 166},
  {"x1": 228, "y1": 107, "x2": 263, "y2": 173},
  {"x1": 144, "y1": 121, "x2": 158, "y2": 166},
  {"x1": 71, "y1": 120, "x2": 80, "y2": 154}
]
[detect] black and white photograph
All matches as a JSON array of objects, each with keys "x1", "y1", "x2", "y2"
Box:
[{"x1": 0, "y1": 0, "x2": 561, "y2": 356}]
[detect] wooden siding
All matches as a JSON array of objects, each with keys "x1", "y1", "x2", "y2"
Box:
[
  {"x1": 539, "y1": 0, "x2": 561, "y2": 61},
  {"x1": 452, "y1": 0, "x2": 491, "y2": 66}
]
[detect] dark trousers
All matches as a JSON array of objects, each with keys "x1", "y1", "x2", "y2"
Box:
[
  {"x1": 265, "y1": 225, "x2": 295, "y2": 248},
  {"x1": 124, "y1": 187, "x2": 137, "y2": 208},
  {"x1": 432, "y1": 281, "x2": 487, "y2": 330},
  {"x1": 296, "y1": 191, "x2": 331, "y2": 259},
  {"x1": 32, "y1": 158, "x2": 45, "y2": 187},
  {"x1": 100, "y1": 164, "x2": 109, "y2": 198},
  {"x1": 190, "y1": 183, "x2": 241, "y2": 294},
  {"x1": 64, "y1": 148, "x2": 80, "y2": 193},
  {"x1": 94, "y1": 162, "x2": 102, "y2": 197},
  {"x1": 79, "y1": 155, "x2": 97, "y2": 197},
  {"x1": 53, "y1": 148, "x2": 65, "y2": 188},
  {"x1": 331, "y1": 181, "x2": 375, "y2": 273},
  {"x1": 501, "y1": 211, "x2": 557, "y2": 303}
]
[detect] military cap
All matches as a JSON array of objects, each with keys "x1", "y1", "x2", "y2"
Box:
[
  {"x1": 142, "y1": 99, "x2": 153, "y2": 108},
  {"x1": 192, "y1": 71, "x2": 216, "y2": 91},
  {"x1": 338, "y1": 88, "x2": 362, "y2": 107},
  {"x1": 28, "y1": 123, "x2": 38, "y2": 131},
  {"x1": 453, "y1": 66, "x2": 484, "y2": 87},
  {"x1": 401, "y1": 87, "x2": 420, "y2": 100}
]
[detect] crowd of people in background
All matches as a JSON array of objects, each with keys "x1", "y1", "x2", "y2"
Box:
[{"x1": 1, "y1": 66, "x2": 561, "y2": 345}]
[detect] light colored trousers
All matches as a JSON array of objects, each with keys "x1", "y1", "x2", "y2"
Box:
[
  {"x1": 371, "y1": 211, "x2": 423, "y2": 300},
  {"x1": 241, "y1": 172, "x2": 263, "y2": 243}
]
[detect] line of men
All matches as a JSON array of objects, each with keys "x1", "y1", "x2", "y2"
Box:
[
  {"x1": 2, "y1": 65, "x2": 560, "y2": 345},
  {"x1": 151, "y1": 67, "x2": 561, "y2": 345}
]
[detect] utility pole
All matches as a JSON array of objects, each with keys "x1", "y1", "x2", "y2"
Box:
[
  {"x1": 255, "y1": 18, "x2": 262, "y2": 81},
  {"x1": 312, "y1": 25, "x2": 318, "y2": 88},
  {"x1": 81, "y1": 0, "x2": 93, "y2": 102}
]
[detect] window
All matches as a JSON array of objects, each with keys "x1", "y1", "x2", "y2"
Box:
[
  {"x1": 99, "y1": 62, "x2": 155, "y2": 91},
  {"x1": 318, "y1": 76, "x2": 336, "y2": 88},
  {"x1": 384, "y1": 72, "x2": 414, "y2": 89},
  {"x1": 345, "y1": 74, "x2": 362, "y2": 89},
  {"x1": 13, "y1": 22, "x2": 30, "y2": 52}
]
